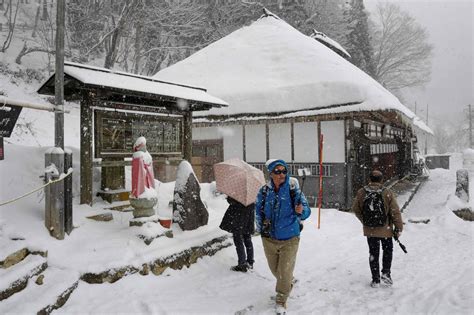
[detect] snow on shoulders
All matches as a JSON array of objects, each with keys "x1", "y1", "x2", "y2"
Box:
[
  {"x1": 133, "y1": 151, "x2": 153, "y2": 165},
  {"x1": 133, "y1": 151, "x2": 145, "y2": 159}
]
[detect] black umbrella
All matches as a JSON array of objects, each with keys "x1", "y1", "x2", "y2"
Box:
[{"x1": 393, "y1": 230, "x2": 407, "y2": 253}]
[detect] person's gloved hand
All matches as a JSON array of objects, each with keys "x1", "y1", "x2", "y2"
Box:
[
  {"x1": 394, "y1": 230, "x2": 402, "y2": 238},
  {"x1": 295, "y1": 204, "x2": 303, "y2": 214}
]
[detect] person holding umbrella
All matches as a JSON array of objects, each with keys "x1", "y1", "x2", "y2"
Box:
[
  {"x1": 255, "y1": 159, "x2": 311, "y2": 314},
  {"x1": 219, "y1": 196, "x2": 255, "y2": 272},
  {"x1": 214, "y1": 159, "x2": 266, "y2": 272}
]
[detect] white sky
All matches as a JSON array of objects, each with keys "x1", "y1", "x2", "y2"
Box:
[{"x1": 365, "y1": 0, "x2": 474, "y2": 125}]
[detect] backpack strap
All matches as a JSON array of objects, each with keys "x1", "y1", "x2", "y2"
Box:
[
  {"x1": 259, "y1": 185, "x2": 269, "y2": 220},
  {"x1": 261, "y1": 181, "x2": 299, "y2": 214}
]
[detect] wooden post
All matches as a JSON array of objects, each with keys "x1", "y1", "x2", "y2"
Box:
[
  {"x1": 80, "y1": 93, "x2": 93, "y2": 205},
  {"x1": 290, "y1": 122, "x2": 294, "y2": 162},
  {"x1": 242, "y1": 123, "x2": 246, "y2": 161},
  {"x1": 55, "y1": 0, "x2": 65, "y2": 149},
  {"x1": 265, "y1": 122, "x2": 270, "y2": 161},
  {"x1": 183, "y1": 110, "x2": 192, "y2": 161},
  {"x1": 45, "y1": 149, "x2": 65, "y2": 240},
  {"x1": 64, "y1": 150, "x2": 73, "y2": 234}
]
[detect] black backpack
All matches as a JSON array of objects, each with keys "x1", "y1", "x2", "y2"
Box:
[{"x1": 362, "y1": 187, "x2": 387, "y2": 227}]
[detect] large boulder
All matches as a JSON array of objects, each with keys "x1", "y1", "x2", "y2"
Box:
[{"x1": 173, "y1": 161, "x2": 209, "y2": 231}]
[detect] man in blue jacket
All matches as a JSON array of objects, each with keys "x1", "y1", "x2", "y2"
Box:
[{"x1": 255, "y1": 159, "x2": 311, "y2": 314}]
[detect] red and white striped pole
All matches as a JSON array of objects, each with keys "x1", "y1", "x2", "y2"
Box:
[{"x1": 317, "y1": 133, "x2": 324, "y2": 229}]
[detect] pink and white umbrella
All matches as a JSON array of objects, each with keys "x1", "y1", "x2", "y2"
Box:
[{"x1": 214, "y1": 158, "x2": 266, "y2": 206}]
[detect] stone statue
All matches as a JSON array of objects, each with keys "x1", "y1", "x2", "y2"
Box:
[{"x1": 130, "y1": 137, "x2": 157, "y2": 218}]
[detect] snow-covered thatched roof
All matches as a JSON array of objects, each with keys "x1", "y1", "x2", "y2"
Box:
[
  {"x1": 154, "y1": 13, "x2": 432, "y2": 134},
  {"x1": 38, "y1": 62, "x2": 228, "y2": 110}
]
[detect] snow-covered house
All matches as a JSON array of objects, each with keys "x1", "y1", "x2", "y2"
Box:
[{"x1": 153, "y1": 12, "x2": 432, "y2": 209}]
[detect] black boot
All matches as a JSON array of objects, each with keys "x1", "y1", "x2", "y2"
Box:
[
  {"x1": 230, "y1": 264, "x2": 248, "y2": 272},
  {"x1": 381, "y1": 272, "x2": 393, "y2": 286}
]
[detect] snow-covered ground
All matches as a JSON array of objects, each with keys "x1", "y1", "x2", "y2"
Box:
[{"x1": 0, "y1": 144, "x2": 472, "y2": 314}]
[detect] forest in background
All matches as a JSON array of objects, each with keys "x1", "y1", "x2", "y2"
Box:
[{"x1": 0, "y1": 0, "x2": 470, "y2": 153}]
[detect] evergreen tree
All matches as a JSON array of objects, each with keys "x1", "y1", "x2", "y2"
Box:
[
  {"x1": 304, "y1": 0, "x2": 348, "y2": 48},
  {"x1": 344, "y1": 0, "x2": 375, "y2": 77}
]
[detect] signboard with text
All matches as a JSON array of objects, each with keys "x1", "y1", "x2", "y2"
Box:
[
  {"x1": 94, "y1": 109, "x2": 183, "y2": 158},
  {"x1": 0, "y1": 105, "x2": 22, "y2": 137}
]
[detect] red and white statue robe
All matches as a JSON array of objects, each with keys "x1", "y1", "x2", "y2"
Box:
[{"x1": 131, "y1": 151, "x2": 155, "y2": 198}]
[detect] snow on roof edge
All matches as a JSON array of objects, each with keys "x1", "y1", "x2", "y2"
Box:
[
  {"x1": 194, "y1": 103, "x2": 433, "y2": 135},
  {"x1": 64, "y1": 61, "x2": 208, "y2": 92},
  {"x1": 39, "y1": 62, "x2": 229, "y2": 108}
]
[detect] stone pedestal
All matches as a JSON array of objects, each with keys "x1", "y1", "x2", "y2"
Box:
[
  {"x1": 99, "y1": 158, "x2": 128, "y2": 203},
  {"x1": 130, "y1": 197, "x2": 157, "y2": 218}
]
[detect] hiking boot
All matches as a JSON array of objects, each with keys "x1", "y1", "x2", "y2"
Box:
[
  {"x1": 275, "y1": 302, "x2": 287, "y2": 315},
  {"x1": 370, "y1": 280, "x2": 380, "y2": 288},
  {"x1": 381, "y1": 273, "x2": 393, "y2": 286},
  {"x1": 230, "y1": 264, "x2": 248, "y2": 272},
  {"x1": 246, "y1": 262, "x2": 254, "y2": 270}
]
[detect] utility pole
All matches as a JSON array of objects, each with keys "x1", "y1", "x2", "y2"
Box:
[
  {"x1": 424, "y1": 103, "x2": 429, "y2": 155},
  {"x1": 55, "y1": 0, "x2": 65, "y2": 149},
  {"x1": 45, "y1": 0, "x2": 71, "y2": 240},
  {"x1": 469, "y1": 104, "x2": 473, "y2": 148}
]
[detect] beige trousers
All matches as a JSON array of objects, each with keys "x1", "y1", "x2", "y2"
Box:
[{"x1": 262, "y1": 236, "x2": 300, "y2": 305}]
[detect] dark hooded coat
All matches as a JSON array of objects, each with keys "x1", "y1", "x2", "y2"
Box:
[{"x1": 219, "y1": 197, "x2": 255, "y2": 235}]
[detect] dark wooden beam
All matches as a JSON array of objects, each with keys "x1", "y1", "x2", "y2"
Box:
[
  {"x1": 80, "y1": 91, "x2": 93, "y2": 205},
  {"x1": 183, "y1": 111, "x2": 193, "y2": 162}
]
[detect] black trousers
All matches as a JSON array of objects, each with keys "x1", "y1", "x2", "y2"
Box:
[
  {"x1": 367, "y1": 237, "x2": 393, "y2": 281},
  {"x1": 233, "y1": 233, "x2": 254, "y2": 266}
]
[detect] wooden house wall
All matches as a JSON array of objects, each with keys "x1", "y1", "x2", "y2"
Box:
[
  {"x1": 269, "y1": 123, "x2": 292, "y2": 161},
  {"x1": 192, "y1": 119, "x2": 348, "y2": 208},
  {"x1": 294, "y1": 122, "x2": 318, "y2": 162},
  {"x1": 192, "y1": 111, "x2": 417, "y2": 209}
]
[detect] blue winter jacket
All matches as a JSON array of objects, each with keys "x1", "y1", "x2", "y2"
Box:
[{"x1": 255, "y1": 161, "x2": 311, "y2": 240}]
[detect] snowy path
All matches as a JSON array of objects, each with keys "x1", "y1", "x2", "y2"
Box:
[{"x1": 55, "y1": 169, "x2": 473, "y2": 315}]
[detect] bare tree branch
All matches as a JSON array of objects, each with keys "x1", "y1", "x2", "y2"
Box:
[{"x1": 370, "y1": 2, "x2": 433, "y2": 91}]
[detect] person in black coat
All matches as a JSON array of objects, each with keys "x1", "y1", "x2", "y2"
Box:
[{"x1": 219, "y1": 197, "x2": 255, "y2": 272}]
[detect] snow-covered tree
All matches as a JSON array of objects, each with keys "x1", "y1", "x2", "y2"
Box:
[
  {"x1": 370, "y1": 2, "x2": 433, "y2": 91},
  {"x1": 67, "y1": 0, "x2": 143, "y2": 69},
  {"x1": 344, "y1": 0, "x2": 376, "y2": 77},
  {"x1": 303, "y1": 0, "x2": 348, "y2": 47},
  {"x1": 1, "y1": 0, "x2": 21, "y2": 53},
  {"x1": 64, "y1": 0, "x2": 353, "y2": 75}
]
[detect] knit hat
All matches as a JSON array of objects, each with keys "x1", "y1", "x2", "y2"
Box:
[{"x1": 266, "y1": 159, "x2": 288, "y2": 173}]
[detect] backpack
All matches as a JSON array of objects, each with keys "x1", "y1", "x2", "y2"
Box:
[{"x1": 362, "y1": 187, "x2": 387, "y2": 227}]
